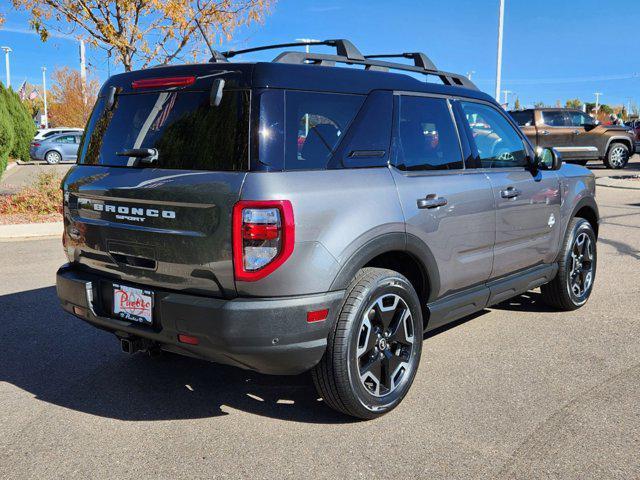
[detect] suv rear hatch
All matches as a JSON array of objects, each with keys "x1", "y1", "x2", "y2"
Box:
[{"x1": 63, "y1": 65, "x2": 253, "y2": 298}]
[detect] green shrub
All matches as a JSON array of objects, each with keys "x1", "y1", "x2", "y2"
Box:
[
  {"x1": 1, "y1": 85, "x2": 35, "y2": 162},
  {"x1": 0, "y1": 96, "x2": 15, "y2": 177}
]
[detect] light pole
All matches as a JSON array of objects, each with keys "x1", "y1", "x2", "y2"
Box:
[
  {"x1": 1, "y1": 46, "x2": 11, "y2": 88},
  {"x1": 295, "y1": 38, "x2": 320, "y2": 135},
  {"x1": 494, "y1": 0, "x2": 505, "y2": 101},
  {"x1": 466, "y1": 71, "x2": 475, "y2": 81},
  {"x1": 594, "y1": 92, "x2": 602, "y2": 122},
  {"x1": 42, "y1": 67, "x2": 49, "y2": 129},
  {"x1": 502, "y1": 89, "x2": 512, "y2": 107}
]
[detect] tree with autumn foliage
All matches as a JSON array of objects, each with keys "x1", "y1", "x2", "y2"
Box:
[
  {"x1": 48, "y1": 67, "x2": 100, "y2": 127},
  {"x1": 11, "y1": 0, "x2": 273, "y2": 71}
]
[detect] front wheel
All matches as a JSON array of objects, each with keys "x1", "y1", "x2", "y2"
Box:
[
  {"x1": 312, "y1": 268, "x2": 423, "y2": 419},
  {"x1": 604, "y1": 142, "x2": 629, "y2": 169},
  {"x1": 541, "y1": 218, "x2": 597, "y2": 310}
]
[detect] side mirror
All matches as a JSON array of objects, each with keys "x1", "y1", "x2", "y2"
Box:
[{"x1": 535, "y1": 146, "x2": 562, "y2": 170}]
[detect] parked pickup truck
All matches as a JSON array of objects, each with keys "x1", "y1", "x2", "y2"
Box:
[{"x1": 509, "y1": 108, "x2": 635, "y2": 169}]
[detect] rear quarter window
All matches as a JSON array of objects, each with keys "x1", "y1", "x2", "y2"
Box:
[{"x1": 284, "y1": 91, "x2": 365, "y2": 170}]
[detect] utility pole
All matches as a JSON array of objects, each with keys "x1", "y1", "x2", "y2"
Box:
[
  {"x1": 79, "y1": 40, "x2": 87, "y2": 106},
  {"x1": 502, "y1": 89, "x2": 512, "y2": 107},
  {"x1": 594, "y1": 92, "x2": 602, "y2": 122},
  {"x1": 494, "y1": 0, "x2": 505, "y2": 101},
  {"x1": 295, "y1": 38, "x2": 320, "y2": 135},
  {"x1": 1, "y1": 46, "x2": 11, "y2": 88},
  {"x1": 466, "y1": 71, "x2": 475, "y2": 80},
  {"x1": 42, "y1": 67, "x2": 48, "y2": 129}
]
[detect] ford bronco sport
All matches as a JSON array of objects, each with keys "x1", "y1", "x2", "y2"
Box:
[
  {"x1": 509, "y1": 107, "x2": 635, "y2": 169},
  {"x1": 56, "y1": 39, "x2": 599, "y2": 419}
]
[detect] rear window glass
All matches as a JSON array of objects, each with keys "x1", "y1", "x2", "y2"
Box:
[
  {"x1": 509, "y1": 110, "x2": 534, "y2": 127},
  {"x1": 284, "y1": 91, "x2": 364, "y2": 170},
  {"x1": 79, "y1": 89, "x2": 250, "y2": 171}
]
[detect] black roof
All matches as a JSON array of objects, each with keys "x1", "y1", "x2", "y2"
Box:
[
  {"x1": 101, "y1": 62, "x2": 493, "y2": 104},
  {"x1": 100, "y1": 38, "x2": 494, "y2": 103}
]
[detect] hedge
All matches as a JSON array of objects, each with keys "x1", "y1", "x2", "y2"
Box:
[{"x1": 0, "y1": 83, "x2": 36, "y2": 177}]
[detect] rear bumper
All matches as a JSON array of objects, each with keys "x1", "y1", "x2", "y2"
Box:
[{"x1": 56, "y1": 264, "x2": 344, "y2": 375}]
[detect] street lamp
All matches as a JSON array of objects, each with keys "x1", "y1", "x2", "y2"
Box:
[
  {"x1": 1, "y1": 46, "x2": 12, "y2": 88},
  {"x1": 295, "y1": 38, "x2": 320, "y2": 135},
  {"x1": 42, "y1": 67, "x2": 49, "y2": 129},
  {"x1": 594, "y1": 92, "x2": 602, "y2": 122},
  {"x1": 494, "y1": 0, "x2": 505, "y2": 101}
]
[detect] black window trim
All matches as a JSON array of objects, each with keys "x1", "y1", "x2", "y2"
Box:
[{"x1": 391, "y1": 91, "x2": 467, "y2": 173}]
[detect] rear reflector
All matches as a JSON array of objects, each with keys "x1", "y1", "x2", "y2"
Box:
[
  {"x1": 307, "y1": 309, "x2": 329, "y2": 323},
  {"x1": 132, "y1": 76, "x2": 196, "y2": 89},
  {"x1": 178, "y1": 334, "x2": 200, "y2": 345}
]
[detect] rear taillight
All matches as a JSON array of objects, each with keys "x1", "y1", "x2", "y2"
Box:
[
  {"x1": 131, "y1": 76, "x2": 196, "y2": 89},
  {"x1": 232, "y1": 200, "x2": 294, "y2": 282},
  {"x1": 32, "y1": 142, "x2": 41, "y2": 147}
]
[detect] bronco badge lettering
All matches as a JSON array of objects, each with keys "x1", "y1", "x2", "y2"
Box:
[{"x1": 79, "y1": 198, "x2": 176, "y2": 222}]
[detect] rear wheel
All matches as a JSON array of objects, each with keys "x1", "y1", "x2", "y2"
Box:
[
  {"x1": 604, "y1": 142, "x2": 629, "y2": 169},
  {"x1": 541, "y1": 218, "x2": 596, "y2": 310},
  {"x1": 45, "y1": 150, "x2": 62, "y2": 165},
  {"x1": 312, "y1": 267, "x2": 423, "y2": 419}
]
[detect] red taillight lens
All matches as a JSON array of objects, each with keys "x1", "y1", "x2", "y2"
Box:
[
  {"x1": 307, "y1": 309, "x2": 329, "y2": 323},
  {"x1": 178, "y1": 334, "x2": 200, "y2": 345},
  {"x1": 32, "y1": 142, "x2": 41, "y2": 147},
  {"x1": 131, "y1": 76, "x2": 196, "y2": 89},
  {"x1": 232, "y1": 200, "x2": 295, "y2": 282}
]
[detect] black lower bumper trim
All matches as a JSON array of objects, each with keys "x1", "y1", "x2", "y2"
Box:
[{"x1": 56, "y1": 264, "x2": 344, "y2": 375}]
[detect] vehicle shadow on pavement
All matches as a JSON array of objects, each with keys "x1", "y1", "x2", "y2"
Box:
[
  {"x1": 0, "y1": 286, "x2": 355, "y2": 424},
  {"x1": 491, "y1": 291, "x2": 556, "y2": 313}
]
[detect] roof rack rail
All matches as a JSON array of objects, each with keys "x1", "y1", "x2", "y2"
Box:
[
  {"x1": 216, "y1": 39, "x2": 364, "y2": 62},
  {"x1": 209, "y1": 38, "x2": 477, "y2": 90},
  {"x1": 364, "y1": 53, "x2": 437, "y2": 73}
]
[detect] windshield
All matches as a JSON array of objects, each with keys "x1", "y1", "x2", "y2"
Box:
[{"x1": 78, "y1": 89, "x2": 250, "y2": 171}]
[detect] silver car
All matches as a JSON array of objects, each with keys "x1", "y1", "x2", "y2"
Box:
[{"x1": 30, "y1": 132, "x2": 82, "y2": 164}]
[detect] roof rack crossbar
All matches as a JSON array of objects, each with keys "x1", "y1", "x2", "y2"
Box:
[
  {"x1": 219, "y1": 39, "x2": 364, "y2": 62},
  {"x1": 273, "y1": 52, "x2": 478, "y2": 90},
  {"x1": 365, "y1": 53, "x2": 437, "y2": 72}
]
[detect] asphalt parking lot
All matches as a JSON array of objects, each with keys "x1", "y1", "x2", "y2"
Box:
[{"x1": 1, "y1": 161, "x2": 639, "y2": 479}]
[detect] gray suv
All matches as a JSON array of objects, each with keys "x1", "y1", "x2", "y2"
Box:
[{"x1": 56, "y1": 40, "x2": 599, "y2": 419}]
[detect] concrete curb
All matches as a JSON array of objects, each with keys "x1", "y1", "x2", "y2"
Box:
[
  {"x1": 16, "y1": 160, "x2": 76, "y2": 165},
  {"x1": 596, "y1": 176, "x2": 640, "y2": 191},
  {"x1": 0, "y1": 222, "x2": 63, "y2": 240},
  {"x1": 5, "y1": 161, "x2": 18, "y2": 173}
]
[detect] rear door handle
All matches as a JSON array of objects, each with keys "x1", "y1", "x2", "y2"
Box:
[
  {"x1": 573, "y1": 130, "x2": 581, "y2": 135},
  {"x1": 417, "y1": 195, "x2": 448, "y2": 209},
  {"x1": 541, "y1": 130, "x2": 550, "y2": 136},
  {"x1": 500, "y1": 186, "x2": 521, "y2": 199}
]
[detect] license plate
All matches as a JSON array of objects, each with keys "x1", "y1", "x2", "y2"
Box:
[{"x1": 113, "y1": 284, "x2": 153, "y2": 324}]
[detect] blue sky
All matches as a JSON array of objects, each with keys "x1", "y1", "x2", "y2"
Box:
[{"x1": 0, "y1": 0, "x2": 637, "y2": 108}]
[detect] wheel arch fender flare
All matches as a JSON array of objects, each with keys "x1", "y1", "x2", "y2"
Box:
[
  {"x1": 567, "y1": 196, "x2": 600, "y2": 239},
  {"x1": 329, "y1": 232, "x2": 441, "y2": 303},
  {"x1": 605, "y1": 136, "x2": 632, "y2": 154}
]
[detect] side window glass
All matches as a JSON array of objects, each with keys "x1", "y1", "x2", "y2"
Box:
[
  {"x1": 569, "y1": 112, "x2": 594, "y2": 127},
  {"x1": 542, "y1": 111, "x2": 569, "y2": 127},
  {"x1": 395, "y1": 96, "x2": 463, "y2": 171},
  {"x1": 284, "y1": 91, "x2": 364, "y2": 170},
  {"x1": 56, "y1": 136, "x2": 74, "y2": 144},
  {"x1": 460, "y1": 101, "x2": 528, "y2": 168}
]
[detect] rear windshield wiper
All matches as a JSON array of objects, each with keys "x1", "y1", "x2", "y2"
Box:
[{"x1": 116, "y1": 148, "x2": 158, "y2": 165}]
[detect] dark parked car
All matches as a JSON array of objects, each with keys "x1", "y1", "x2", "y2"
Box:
[
  {"x1": 509, "y1": 108, "x2": 635, "y2": 169},
  {"x1": 56, "y1": 39, "x2": 599, "y2": 419}
]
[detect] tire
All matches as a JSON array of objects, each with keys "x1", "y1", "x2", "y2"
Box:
[
  {"x1": 573, "y1": 160, "x2": 589, "y2": 166},
  {"x1": 604, "y1": 142, "x2": 629, "y2": 169},
  {"x1": 541, "y1": 218, "x2": 597, "y2": 311},
  {"x1": 45, "y1": 150, "x2": 62, "y2": 165},
  {"x1": 312, "y1": 267, "x2": 423, "y2": 419}
]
